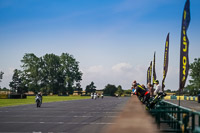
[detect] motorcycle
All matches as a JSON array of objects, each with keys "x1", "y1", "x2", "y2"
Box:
[
  {"x1": 146, "y1": 92, "x2": 167, "y2": 110},
  {"x1": 35, "y1": 95, "x2": 42, "y2": 108},
  {"x1": 94, "y1": 94, "x2": 97, "y2": 100},
  {"x1": 91, "y1": 94, "x2": 94, "y2": 99}
]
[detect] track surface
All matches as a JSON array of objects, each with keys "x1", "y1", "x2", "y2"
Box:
[
  {"x1": 0, "y1": 97, "x2": 129, "y2": 133},
  {"x1": 166, "y1": 100, "x2": 200, "y2": 111}
]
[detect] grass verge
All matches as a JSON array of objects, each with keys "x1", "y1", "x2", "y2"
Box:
[{"x1": 0, "y1": 95, "x2": 90, "y2": 107}]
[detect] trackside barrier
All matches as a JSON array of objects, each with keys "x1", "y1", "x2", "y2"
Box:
[
  {"x1": 164, "y1": 96, "x2": 198, "y2": 102},
  {"x1": 150, "y1": 100, "x2": 200, "y2": 133}
]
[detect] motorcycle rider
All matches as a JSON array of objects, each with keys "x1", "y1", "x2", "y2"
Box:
[
  {"x1": 147, "y1": 82, "x2": 154, "y2": 97},
  {"x1": 36, "y1": 92, "x2": 42, "y2": 103},
  {"x1": 101, "y1": 93, "x2": 104, "y2": 99},
  {"x1": 94, "y1": 92, "x2": 97, "y2": 100},
  {"x1": 131, "y1": 80, "x2": 139, "y2": 95},
  {"x1": 132, "y1": 82, "x2": 150, "y2": 104},
  {"x1": 91, "y1": 93, "x2": 94, "y2": 99}
]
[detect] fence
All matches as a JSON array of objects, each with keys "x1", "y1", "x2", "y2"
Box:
[
  {"x1": 164, "y1": 95, "x2": 198, "y2": 101},
  {"x1": 150, "y1": 100, "x2": 200, "y2": 133}
]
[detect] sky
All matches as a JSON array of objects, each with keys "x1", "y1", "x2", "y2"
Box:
[{"x1": 0, "y1": 0, "x2": 200, "y2": 91}]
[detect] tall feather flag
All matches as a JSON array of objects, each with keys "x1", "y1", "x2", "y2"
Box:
[
  {"x1": 152, "y1": 52, "x2": 156, "y2": 85},
  {"x1": 147, "y1": 66, "x2": 150, "y2": 84},
  {"x1": 149, "y1": 61, "x2": 152, "y2": 84},
  {"x1": 179, "y1": 0, "x2": 190, "y2": 90},
  {"x1": 162, "y1": 33, "x2": 169, "y2": 91}
]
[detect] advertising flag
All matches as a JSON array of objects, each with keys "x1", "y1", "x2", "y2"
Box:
[
  {"x1": 179, "y1": 0, "x2": 190, "y2": 90},
  {"x1": 162, "y1": 33, "x2": 169, "y2": 90},
  {"x1": 153, "y1": 52, "x2": 157, "y2": 85},
  {"x1": 149, "y1": 61, "x2": 152, "y2": 84},
  {"x1": 147, "y1": 66, "x2": 150, "y2": 84}
]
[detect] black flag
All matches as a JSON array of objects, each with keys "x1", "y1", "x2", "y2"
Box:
[
  {"x1": 149, "y1": 61, "x2": 152, "y2": 84},
  {"x1": 162, "y1": 33, "x2": 169, "y2": 91},
  {"x1": 179, "y1": 0, "x2": 190, "y2": 90},
  {"x1": 153, "y1": 52, "x2": 156, "y2": 85},
  {"x1": 147, "y1": 66, "x2": 150, "y2": 84}
]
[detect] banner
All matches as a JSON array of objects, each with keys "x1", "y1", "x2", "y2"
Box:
[
  {"x1": 147, "y1": 66, "x2": 150, "y2": 84},
  {"x1": 149, "y1": 61, "x2": 152, "y2": 84},
  {"x1": 153, "y1": 52, "x2": 156, "y2": 85},
  {"x1": 162, "y1": 33, "x2": 169, "y2": 90},
  {"x1": 179, "y1": 0, "x2": 190, "y2": 90}
]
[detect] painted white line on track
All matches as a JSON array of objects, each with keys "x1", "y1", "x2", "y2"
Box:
[
  {"x1": 89, "y1": 112, "x2": 120, "y2": 113},
  {"x1": 0, "y1": 111, "x2": 120, "y2": 113},
  {"x1": 0, "y1": 122, "x2": 115, "y2": 125},
  {"x1": 0, "y1": 131, "x2": 69, "y2": 133},
  {"x1": 0, "y1": 115, "x2": 118, "y2": 118}
]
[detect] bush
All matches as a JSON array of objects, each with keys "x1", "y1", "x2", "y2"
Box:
[
  {"x1": 58, "y1": 94, "x2": 69, "y2": 96},
  {"x1": 81, "y1": 94, "x2": 90, "y2": 96},
  {"x1": 9, "y1": 94, "x2": 27, "y2": 99}
]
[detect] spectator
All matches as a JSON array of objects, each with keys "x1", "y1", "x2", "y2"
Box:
[
  {"x1": 154, "y1": 80, "x2": 162, "y2": 95},
  {"x1": 147, "y1": 83, "x2": 154, "y2": 97}
]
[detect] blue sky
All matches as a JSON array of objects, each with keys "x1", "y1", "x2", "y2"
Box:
[{"x1": 0, "y1": 0, "x2": 200, "y2": 90}]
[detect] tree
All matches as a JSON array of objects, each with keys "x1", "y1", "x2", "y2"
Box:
[
  {"x1": 1, "y1": 87, "x2": 9, "y2": 91},
  {"x1": 184, "y1": 85, "x2": 199, "y2": 96},
  {"x1": 41, "y1": 53, "x2": 61, "y2": 94},
  {"x1": 85, "y1": 81, "x2": 96, "y2": 94},
  {"x1": 9, "y1": 69, "x2": 28, "y2": 94},
  {"x1": 19, "y1": 52, "x2": 82, "y2": 95},
  {"x1": 186, "y1": 58, "x2": 200, "y2": 95},
  {"x1": 165, "y1": 89, "x2": 172, "y2": 93},
  {"x1": 103, "y1": 84, "x2": 117, "y2": 96},
  {"x1": 21, "y1": 53, "x2": 41, "y2": 93},
  {"x1": 116, "y1": 85, "x2": 123, "y2": 96},
  {"x1": 0, "y1": 71, "x2": 4, "y2": 89},
  {"x1": 0, "y1": 71, "x2": 4, "y2": 82},
  {"x1": 60, "y1": 53, "x2": 82, "y2": 94},
  {"x1": 74, "y1": 83, "x2": 82, "y2": 92},
  {"x1": 124, "y1": 89, "x2": 132, "y2": 94},
  {"x1": 189, "y1": 58, "x2": 200, "y2": 89}
]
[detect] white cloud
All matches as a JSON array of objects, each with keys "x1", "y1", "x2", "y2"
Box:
[
  {"x1": 111, "y1": 62, "x2": 132, "y2": 72},
  {"x1": 83, "y1": 65, "x2": 104, "y2": 73},
  {"x1": 81, "y1": 63, "x2": 148, "y2": 90},
  {"x1": 81, "y1": 62, "x2": 184, "y2": 91},
  {"x1": 0, "y1": 67, "x2": 15, "y2": 89}
]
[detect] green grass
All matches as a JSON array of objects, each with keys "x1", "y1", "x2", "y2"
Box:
[{"x1": 0, "y1": 95, "x2": 90, "y2": 107}]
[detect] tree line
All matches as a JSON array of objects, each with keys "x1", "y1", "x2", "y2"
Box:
[
  {"x1": 9, "y1": 53, "x2": 82, "y2": 95},
  {"x1": 85, "y1": 82, "x2": 129, "y2": 96},
  {"x1": 1, "y1": 57, "x2": 200, "y2": 96}
]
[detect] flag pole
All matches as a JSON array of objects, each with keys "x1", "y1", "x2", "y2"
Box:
[
  {"x1": 179, "y1": 88, "x2": 181, "y2": 106},
  {"x1": 162, "y1": 33, "x2": 169, "y2": 92},
  {"x1": 179, "y1": 0, "x2": 190, "y2": 106}
]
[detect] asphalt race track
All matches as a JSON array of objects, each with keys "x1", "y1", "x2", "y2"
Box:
[
  {"x1": 166, "y1": 99, "x2": 200, "y2": 111},
  {"x1": 0, "y1": 97, "x2": 129, "y2": 133}
]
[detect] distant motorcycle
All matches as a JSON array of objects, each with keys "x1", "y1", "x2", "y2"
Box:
[
  {"x1": 91, "y1": 94, "x2": 94, "y2": 99},
  {"x1": 35, "y1": 95, "x2": 42, "y2": 108},
  {"x1": 94, "y1": 94, "x2": 97, "y2": 100}
]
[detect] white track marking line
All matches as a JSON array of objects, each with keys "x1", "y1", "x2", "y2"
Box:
[
  {"x1": 0, "y1": 121, "x2": 115, "y2": 125},
  {"x1": 0, "y1": 115, "x2": 118, "y2": 118}
]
